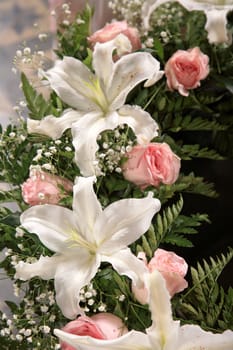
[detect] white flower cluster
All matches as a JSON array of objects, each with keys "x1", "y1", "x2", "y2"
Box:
[
  {"x1": 0, "y1": 286, "x2": 60, "y2": 349},
  {"x1": 108, "y1": 0, "x2": 144, "y2": 27},
  {"x1": 96, "y1": 126, "x2": 134, "y2": 176}
]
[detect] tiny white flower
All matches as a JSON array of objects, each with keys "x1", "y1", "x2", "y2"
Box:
[
  {"x1": 16, "y1": 227, "x2": 24, "y2": 237},
  {"x1": 23, "y1": 47, "x2": 31, "y2": 55},
  {"x1": 41, "y1": 305, "x2": 49, "y2": 313},
  {"x1": 76, "y1": 18, "x2": 85, "y2": 25},
  {"x1": 55, "y1": 140, "x2": 62, "y2": 145},
  {"x1": 98, "y1": 303, "x2": 107, "y2": 312},
  {"x1": 16, "y1": 50, "x2": 22, "y2": 57},
  {"x1": 44, "y1": 151, "x2": 52, "y2": 157},
  {"x1": 49, "y1": 315, "x2": 56, "y2": 322},
  {"x1": 19, "y1": 100, "x2": 27, "y2": 107},
  {"x1": 20, "y1": 135, "x2": 26, "y2": 141},
  {"x1": 42, "y1": 163, "x2": 53, "y2": 170},
  {"x1": 115, "y1": 167, "x2": 122, "y2": 173},
  {"x1": 41, "y1": 325, "x2": 51, "y2": 334},
  {"x1": 118, "y1": 294, "x2": 126, "y2": 301},
  {"x1": 62, "y1": 3, "x2": 70, "y2": 10},
  {"x1": 84, "y1": 291, "x2": 93, "y2": 299},
  {"x1": 16, "y1": 334, "x2": 23, "y2": 341},
  {"x1": 38, "y1": 33, "x2": 48, "y2": 41},
  {"x1": 62, "y1": 20, "x2": 70, "y2": 26},
  {"x1": 24, "y1": 329, "x2": 32, "y2": 337}
]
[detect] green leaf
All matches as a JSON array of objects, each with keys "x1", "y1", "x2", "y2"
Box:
[
  {"x1": 177, "y1": 248, "x2": 233, "y2": 331},
  {"x1": 21, "y1": 73, "x2": 59, "y2": 120}
]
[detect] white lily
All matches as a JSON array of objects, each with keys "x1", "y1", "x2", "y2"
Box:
[
  {"x1": 55, "y1": 269, "x2": 233, "y2": 350},
  {"x1": 142, "y1": 0, "x2": 233, "y2": 44},
  {"x1": 15, "y1": 176, "x2": 161, "y2": 319},
  {"x1": 31, "y1": 34, "x2": 163, "y2": 176}
]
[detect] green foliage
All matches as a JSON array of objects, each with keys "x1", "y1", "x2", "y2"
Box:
[
  {"x1": 21, "y1": 73, "x2": 61, "y2": 120},
  {"x1": 0, "y1": 123, "x2": 35, "y2": 189},
  {"x1": 165, "y1": 114, "x2": 226, "y2": 133},
  {"x1": 176, "y1": 173, "x2": 218, "y2": 198},
  {"x1": 179, "y1": 144, "x2": 224, "y2": 160},
  {"x1": 135, "y1": 196, "x2": 210, "y2": 257},
  {"x1": 175, "y1": 248, "x2": 233, "y2": 331},
  {"x1": 55, "y1": 5, "x2": 93, "y2": 61},
  {"x1": 91, "y1": 267, "x2": 151, "y2": 331}
]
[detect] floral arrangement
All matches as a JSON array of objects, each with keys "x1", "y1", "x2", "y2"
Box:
[{"x1": 0, "y1": 1, "x2": 233, "y2": 349}]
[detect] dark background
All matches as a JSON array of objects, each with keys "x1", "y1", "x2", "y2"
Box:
[{"x1": 180, "y1": 158, "x2": 233, "y2": 289}]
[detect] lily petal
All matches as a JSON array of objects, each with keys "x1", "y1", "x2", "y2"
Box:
[
  {"x1": 92, "y1": 38, "x2": 116, "y2": 88},
  {"x1": 27, "y1": 110, "x2": 82, "y2": 139},
  {"x1": 54, "y1": 329, "x2": 150, "y2": 350},
  {"x1": 102, "y1": 248, "x2": 148, "y2": 287},
  {"x1": 54, "y1": 253, "x2": 101, "y2": 319},
  {"x1": 108, "y1": 51, "x2": 163, "y2": 110},
  {"x1": 15, "y1": 254, "x2": 64, "y2": 280},
  {"x1": 45, "y1": 56, "x2": 99, "y2": 112},
  {"x1": 72, "y1": 111, "x2": 119, "y2": 176},
  {"x1": 20, "y1": 204, "x2": 77, "y2": 253},
  {"x1": 177, "y1": 325, "x2": 233, "y2": 350},
  {"x1": 118, "y1": 105, "x2": 159, "y2": 144},
  {"x1": 72, "y1": 176, "x2": 102, "y2": 243},
  {"x1": 95, "y1": 194, "x2": 161, "y2": 250},
  {"x1": 204, "y1": 9, "x2": 231, "y2": 44},
  {"x1": 147, "y1": 270, "x2": 180, "y2": 350}
]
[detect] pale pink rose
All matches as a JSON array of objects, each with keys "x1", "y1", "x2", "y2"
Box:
[
  {"x1": 148, "y1": 249, "x2": 188, "y2": 296},
  {"x1": 165, "y1": 47, "x2": 209, "y2": 96},
  {"x1": 60, "y1": 313, "x2": 128, "y2": 350},
  {"x1": 88, "y1": 21, "x2": 141, "y2": 52},
  {"x1": 132, "y1": 249, "x2": 188, "y2": 304},
  {"x1": 21, "y1": 169, "x2": 73, "y2": 206},
  {"x1": 122, "y1": 143, "x2": 181, "y2": 189}
]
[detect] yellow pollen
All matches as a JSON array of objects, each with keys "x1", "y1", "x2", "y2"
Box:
[
  {"x1": 66, "y1": 228, "x2": 97, "y2": 254},
  {"x1": 83, "y1": 77, "x2": 109, "y2": 113}
]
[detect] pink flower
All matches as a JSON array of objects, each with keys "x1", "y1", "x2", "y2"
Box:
[
  {"x1": 132, "y1": 249, "x2": 188, "y2": 304},
  {"x1": 122, "y1": 143, "x2": 181, "y2": 189},
  {"x1": 88, "y1": 21, "x2": 141, "y2": 52},
  {"x1": 60, "y1": 313, "x2": 128, "y2": 350},
  {"x1": 21, "y1": 169, "x2": 73, "y2": 206},
  {"x1": 165, "y1": 47, "x2": 209, "y2": 96}
]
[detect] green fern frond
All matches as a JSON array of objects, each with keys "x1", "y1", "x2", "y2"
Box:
[
  {"x1": 180, "y1": 144, "x2": 224, "y2": 160},
  {"x1": 177, "y1": 173, "x2": 218, "y2": 198},
  {"x1": 21, "y1": 73, "x2": 60, "y2": 120},
  {"x1": 176, "y1": 248, "x2": 233, "y2": 331},
  {"x1": 155, "y1": 196, "x2": 184, "y2": 247},
  {"x1": 136, "y1": 196, "x2": 183, "y2": 257},
  {"x1": 169, "y1": 115, "x2": 226, "y2": 132},
  {"x1": 136, "y1": 196, "x2": 210, "y2": 256}
]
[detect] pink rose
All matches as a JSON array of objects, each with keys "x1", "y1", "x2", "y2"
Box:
[
  {"x1": 21, "y1": 169, "x2": 73, "y2": 206},
  {"x1": 60, "y1": 313, "x2": 128, "y2": 350},
  {"x1": 122, "y1": 143, "x2": 181, "y2": 189},
  {"x1": 132, "y1": 249, "x2": 188, "y2": 304},
  {"x1": 165, "y1": 47, "x2": 209, "y2": 96},
  {"x1": 88, "y1": 21, "x2": 141, "y2": 52}
]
